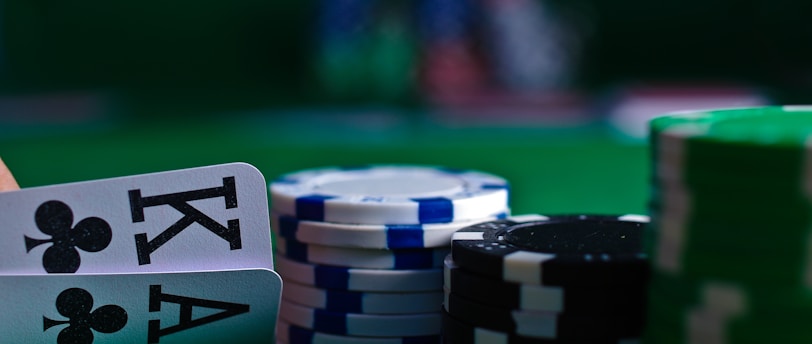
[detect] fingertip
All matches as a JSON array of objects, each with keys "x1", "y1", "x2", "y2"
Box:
[{"x1": 0, "y1": 156, "x2": 20, "y2": 191}]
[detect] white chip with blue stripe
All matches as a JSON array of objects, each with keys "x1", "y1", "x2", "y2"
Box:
[
  {"x1": 276, "y1": 236, "x2": 449, "y2": 270},
  {"x1": 272, "y1": 212, "x2": 508, "y2": 249},
  {"x1": 277, "y1": 319, "x2": 442, "y2": 344},
  {"x1": 275, "y1": 256, "x2": 443, "y2": 292},
  {"x1": 281, "y1": 280, "x2": 443, "y2": 315},
  {"x1": 270, "y1": 166, "x2": 509, "y2": 225},
  {"x1": 279, "y1": 299, "x2": 441, "y2": 337}
]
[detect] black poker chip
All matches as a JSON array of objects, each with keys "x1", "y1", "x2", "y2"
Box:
[
  {"x1": 441, "y1": 310, "x2": 639, "y2": 344},
  {"x1": 450, "y1": 214, "x2": 650, "y2": 287},
  {"x1": 444, "y1": 291, "x2": 644, "y2": 341},
  {"x1": 444, "y1": 255, "x2": 647, "y2": 314}
]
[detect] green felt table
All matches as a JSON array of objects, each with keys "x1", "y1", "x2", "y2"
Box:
[{"x1": 0, "y1": 111, "x2": 649, "y2": 217}]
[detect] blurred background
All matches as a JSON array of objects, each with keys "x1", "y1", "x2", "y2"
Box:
[{"x1": 1, "y1": 0, "x2": 808, "y2": 215}]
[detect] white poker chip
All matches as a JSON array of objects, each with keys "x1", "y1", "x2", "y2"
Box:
[
  {"x1": 276, "y1": 319, "x2": 441, "y2": 344},
  {"x1": 274, "y1": 255, "x2": 443, "y2": 292},
  {"x1": 282, "y1": 280, "x2": 443, "y2": 315},
  {"x1": 279, "y1": 299, "x2": 442, "y2": 337},
  {"x1": 273, "y1": 212, "x2": 508, "y2": 249},
  {"x1": 269, "y1": 165, "x2": 509, "y2": 225},
  {"x1": 276, "y1": 236, "x2": 449, "y2": 270}
]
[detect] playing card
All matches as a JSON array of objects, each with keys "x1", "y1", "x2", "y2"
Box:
[
  {"x1": 0, "y1": 269, "x2": 282, "y2": 343},
  {"x1": 0, "y1": 163, "x2": 273, "y2": 274}
]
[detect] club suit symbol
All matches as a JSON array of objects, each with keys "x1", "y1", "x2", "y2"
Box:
[
  {"x1": 44, "y1": 288, "x2": 128, "y2": 344},
  {"x1": 25, "y1": 200, "x2": 113, "y2": 273}
]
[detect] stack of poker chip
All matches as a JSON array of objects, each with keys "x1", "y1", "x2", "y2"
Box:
[
  {"x1": 445, "y1": 214, "x2": 650, "y2": 343},
  {"x1": 269, "y1": 165, "x2": 511, "y2": 343},
  {"x1": 646, "y1": 106, "x2": 812, "y2": 343}
]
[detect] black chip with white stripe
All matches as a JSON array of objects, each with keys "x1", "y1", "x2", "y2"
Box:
[
  {"x1": 444, "y1": 291, "x2": 644, "y2": 340},
  {"x1": 450, "y1": 214, "x2": 650, "y2": 287},
  {"x1": 441, "y1": 309, "x2": 640, "y2": 344},
  {"x1": 443, "y1": 254, "x2": 646, "y2": 313}
]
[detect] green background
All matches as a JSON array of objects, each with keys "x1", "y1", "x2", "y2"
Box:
[
  {"x1": 5, "y1": 0, "x2": 809, "y2": 215},
  {"x1": 4, "y1": 0, "x2": 812, "y2": 99}
]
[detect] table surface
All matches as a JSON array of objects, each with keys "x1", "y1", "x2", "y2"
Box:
[{"x1": 0, "y1": 109, "x2": 649, "y2": 217}]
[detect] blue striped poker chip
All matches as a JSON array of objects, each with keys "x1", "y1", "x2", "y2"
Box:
[
  {"x1": 282, "y1": 280, "x2": 443, "y2": 315},
  {"x1": 275, "y1": 256, "x2": 443, "y2": 292},
  {"x1": 279, "y1": 299, "x2": 441, "y2": 337},
  {"x1": 269, "y1": 165, "x2": 509, "y2": 225},
  {"x1": 277, "y1": 319, "x2": 441, "y2": 344},
  {"x1": 276, "y1": 236, "x2": 449, "y2": 270},
  {"x1": 273, "y1": 212, "x2": 508, "y2": 249}
]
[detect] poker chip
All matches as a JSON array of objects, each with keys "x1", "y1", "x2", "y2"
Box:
[
  {"x1": 443, "y1": 290, "x2": 643, "y2": 340},
  {"x1": 441, "y1": 310, "x2": 641, "y2": 344},
  {"x1": 269, "y1": 165, "x2": 509, "y2": 225},
  {"x1": 281, "y1": 280, "x2": 443, "y2": 315},
  {"x1": 651, "y1": 106, "x2": 812, "y2": 147},
  {"x1": 275, "y1": 256, "x2": 443, "y2": 292},
  {"x1": 646, "y1": 283, "x2": 812, "y2": 344},
  {"x1": 276, "y1": 236, "x2": 450, "y2": 270},
  {"x1": 273, "y1": 212, "x2": 506, "y2": 249},
  {"x1": 649, "y1": 214, "x2": 801, "y2": 260},
  {"x1": 279, "y1": 299, "x2": 442, "y2": 337},
  {"x1": 649, "y1": 182, "x2": 810, "y2": 224},
  {"x1": 656, "y1": 157, "x2": 800, "y2": 185},
  {"x1": 645, "y1": 269, "x2": 812, "y2": 344},
  {"x1": 442, "y1": 213, "x2": 650, "y2": 342},
  {"x1": 451, "y1": 214, "x2": 649, "y2": 286},
  {"x1": 277, "y1": 319, "x2": 441, "y2": 344},
  {"x1": 273, "y1": 165, "x2": 512, "y2": 342},
  {"x1": 646, "y1": 106, "x2": 812, "y2": 343},
  {"x1": 443, "y1": 255, "x2": 646, "y2": 313}
]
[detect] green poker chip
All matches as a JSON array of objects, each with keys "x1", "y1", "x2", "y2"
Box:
[
  {"x1": 649, "y1": 270, "x2": 812, "y2": 313},
  {"x1": 647, "y1": 284, "x2": 812, "y2": 344},
  {"x1": 649, "y1": 106, "x2": 812, "y2": 194},
  {"x1": 650, "y1": 106, "x2": 812, "y2": 147},
  {"x1": 648, "y1": 184, "x2": 811, "y2": 223},
  {"x1": 647, "y1": 217, "x2": 808, "y2": 259},
  {"x1": 650, "y1": 244, "x2": 807, "y2": 285},
  {"x1": 647, "y1": 201, "x2": 811, "y2": 245},
  {"x1": 646, "y1": 266, "x2": 812, "y2": 342},
  {"x1": 652, "y1": 161, "x2": 806, "y2": 194},
  {"x1": 647, "y1": 106, "x2": 812, "y2": 343}
]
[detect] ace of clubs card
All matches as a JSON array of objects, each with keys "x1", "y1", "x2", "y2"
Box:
[{"x1": 0, "y1": 269, "x2": 281, "y2": 343}]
